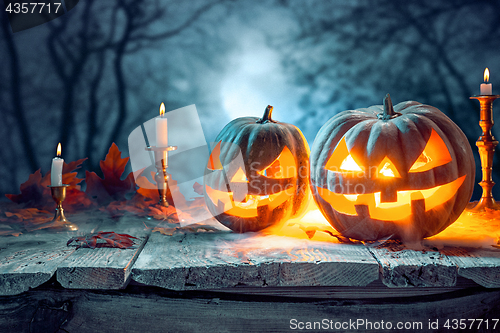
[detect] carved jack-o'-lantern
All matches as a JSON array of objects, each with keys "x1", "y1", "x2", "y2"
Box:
[
  {"x1": 310, "y1": 95, "x2": 475, "y2": 241},
  {"x1": 204, "y1": 106, "x2": 310, "y2": 232}
]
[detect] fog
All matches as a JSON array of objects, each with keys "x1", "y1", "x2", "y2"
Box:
[{"x1": 1, "y1": 0, "x2": 499, "y2": 201}]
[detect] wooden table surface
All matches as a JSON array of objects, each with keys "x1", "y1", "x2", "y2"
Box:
[
  {"x1": 1, "y1": 211, "x2": 500, "y2": 296},
  {"x1": 1, "y1": 212, "x2": 500, "y2": 332}
]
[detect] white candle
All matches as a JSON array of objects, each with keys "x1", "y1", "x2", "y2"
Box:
[
  {"x1": 155, "y1": 102, "x2": 169, "y2": 147},
  {"x1": 51, "y1": 143, "x2": 64, "y2": 186},
  {"x1": 480, "y1": 68, "x2": 492, "y2": 95}
]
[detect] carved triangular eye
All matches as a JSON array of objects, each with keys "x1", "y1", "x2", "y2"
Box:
[
  {"x1": 409, "y1": 128, "x2": 452, "y2": 173},
  {"x1": 325, "y1": 137, "x2": 363, "y2": 172},
  {"x1": 231, "y1": 167, "x2": 248, "y2": 183},
  {"x1": 207, "y1": 141, "x2": 223, "y2": 171},
  {"x1": 376, "y1": 156, "x2": 401, "y2": 178},
  {"x1": 257, "y1": 146, "x2": 295, "y2": 178},
  {"x1": 340, "y1": 154, "x2": 363, "y2": 172}
]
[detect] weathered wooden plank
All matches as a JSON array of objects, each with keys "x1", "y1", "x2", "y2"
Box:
[
  {"x1": 0, "y1": 233, "x2": 75, "y2": 296},
  {"x1": 56, "y1": 214, "x2": 151, "y2": 289},
  {"x1": 368, "y1": 242, "x2": 457, "y2": 287},
  {"x1": 56, "y1": 231, "x2": 148, "y2": 289},
  {"x1": 1, "y1": 286, "x2": 500, "y2": 333},
  {"x1": 132, "y1": 232, "x2": 379, "y2": 290},
  {"x1": 206, "y1": 277, "x2": 481, "y2": 299},
  {"x1": 441, "y1": 247, "x2": 500, "y2": 288}
]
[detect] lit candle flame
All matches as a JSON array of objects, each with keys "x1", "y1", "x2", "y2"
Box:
[
  {"x1": 56, "y1": 142, "x2": 62, "y2": 157},
  {"x1": 484, "y1": 68, "x2": 490, "y2": 82},
  {"x1": 160, "y1": 102, "x2": 165, "y2": 117}
]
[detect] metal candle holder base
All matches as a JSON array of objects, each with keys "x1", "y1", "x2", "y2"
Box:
[
  {"x1": 38, "y1": 185, "x2": 78, "y2": 231},
  {"x1": 470, "y1": 94, "x2": 500, "y2": 212},
  {"x1": 146, "y1": 145, "x2": 177, "y2": 207}
]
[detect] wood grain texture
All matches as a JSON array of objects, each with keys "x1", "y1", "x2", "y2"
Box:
[
  {"x1": 206, "y1": 277, "x2": 482, "y2": 299},
  {"x1": 132, "y1": 232, "x2": 379, "y2": 290},
  {"x1": 368, "y1": 242, "x2": 457, "y2": 287},
  {"x1": 1, "y1": 286, "x2": 500, "y2": 333},
  {"x1": 57, "y1": 232, "x2": 148, "y2": 289},
  {"x1": 0, "y1": 233, "x2": 75, "y2": 296},
  {"x1": 441, "y1": 247, "x2": 500, "y2": 288}
]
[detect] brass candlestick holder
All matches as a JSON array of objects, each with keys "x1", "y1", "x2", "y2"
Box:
[
  {"x1": 37, "y1": 185, "x2": 78, "y2": 231},
  {"x1": 470, "y1": 94, "x2": 500, "y2": 212},
  {"x1": 146, "y1": 145, "x2": 177, "y2": 206}
]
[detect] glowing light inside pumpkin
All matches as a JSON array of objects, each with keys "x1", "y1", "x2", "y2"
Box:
[
  {"x1": 485, "y1": 68, "x2": 490, "y2": 82},
  {"x1": 257, "y1": 146, "x2": 295, "y2": 178},
  {"x1": 376, "y1": 156, "x2": 400, "y2": 178},
  {"x1": 231, "y1": 167, "x2": 248, "y2": 182},
  {"x1": 327, "y1": 128, "x2": 452, "y2": 176},
  {"x1": 340, "y1": 155, "x2": 363, "y2": 172},
  {"x1": 317, "y1": 175, "x2": 465, "y2": 220},
  {"x1": 409, "y1": 128, "x2": 452, "y2": 172},
  {"x1": 410, "y1": 151, "x2": 431, "y2": 171},
  {"x1": 326, "y1": 137, "x2": 364, "y2": 173},
  {"x1": 205, "y1": 184, "x2": 293, "y2": 217},
  {"x1": 205, "y1": 142, "x2": 297, "y2": 217}
]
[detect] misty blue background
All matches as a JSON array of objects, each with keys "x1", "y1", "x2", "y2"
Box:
[{"x1": 1, "y1": 0, "x2": 499, "y2": 201}]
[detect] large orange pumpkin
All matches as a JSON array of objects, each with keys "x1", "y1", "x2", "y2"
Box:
[
  {"x1": 310, "y1": 94, "x2": 475, "y2": 242},
  {"x1": 204, "y1": 106, "x2": 310, "y2": 232}
]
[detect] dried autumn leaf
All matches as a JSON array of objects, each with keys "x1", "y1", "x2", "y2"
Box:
[
  {"x1": 64, "y1": 188, "x2": 95, "y2": 211},
  {"x1": 135, "y1": 170, "x2": 187, "y2": 208},
  {"x1": 4, "y1": 207, "x2": 50, "y2": 221},
  {"x1": 148, "y1": 204, "x2": 179, "y2": 221},
  {"x1": 6, "y1": 158, "x2": 89, "y2": 212},
  {"x1": 104, "y1": 200, "x2": 147, "y2": 217},
  {"x1": 135, "y1": 172, "x2": 160, "y2": 202},
  {"x1": 62, "y1": 158, "x2": 88, "y2": 187},
  {"x1": 5, "y1": 170, "x2": 50, "y2": 209},
  {"x1": 67, "y1": 231, "x2": 138, "y2": 249},
  {"x1": 85, "y1": 143, "x2": 136, "y2": 205},
  {"x1": 193, "y1": 182, "x2": 204, "y2": 195}
]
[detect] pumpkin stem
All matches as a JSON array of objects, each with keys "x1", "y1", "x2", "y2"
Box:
[
  {"x1": 384, "y1": 94, "x2": 394, "y2": 116},
  {"x1": 257, "y1": 105, "x2": 276, "y2": 124},
  {"x1": 379, "y1": 94, "x2": 400, "y2": 120}
]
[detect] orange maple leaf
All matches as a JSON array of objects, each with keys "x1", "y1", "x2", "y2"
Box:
[{"x1": 85, "y1": 143, "x2": 136, "y2": 205}]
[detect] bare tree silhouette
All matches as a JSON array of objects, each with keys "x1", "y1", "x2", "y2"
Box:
[
  {"x1": 275, "y1": 0, "x2": 500, "y2": 138},
  {"x1": 1, "y1": 11, "x2": 38, "y2": 173},
  {"x1": 105, "y1": 0, "x2": 230, "y2": 153},
  {"x1": 272, "y1": 0, "x2": 500, "y2": 198},
  {"x1": 1, "y1": 0, "x2": 233, "y2": 195}
]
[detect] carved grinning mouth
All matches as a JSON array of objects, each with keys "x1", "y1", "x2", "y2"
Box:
[
  {"x1": 317, "y1": 175, "x2": 465, "y2": 221},
  {"x1": 205, "y1": 185, "x2": 293, "y2": 218}
]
